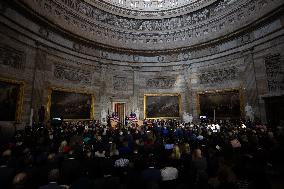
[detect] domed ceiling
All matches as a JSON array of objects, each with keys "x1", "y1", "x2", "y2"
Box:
[
  {"x1": 16, "y1": 0, "x2": 284, "y2": 52},
  {"x1": 85, "y1": 0, "x2": 219, "y2": 19},
  {"x1": 97, "y1": 0, "x2": 203, "y2": 12}
]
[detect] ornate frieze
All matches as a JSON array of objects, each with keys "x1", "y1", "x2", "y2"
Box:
[
  {"x1": 85, "y1": 0, "x2": 216, "y2": 19},
  {"x1": 199, "y1": 66, "x2": 238, "y2": 84},
  {"x1": 94, "y1": 0, "x2": 211, "y2": 13},
  {"x1": 147, "y1": 77, "x2": 176, "y2": 88},
  {"x1": 72, "y1": 43, "x2": 80, "y2": 51},
  {"x1": 7, "y1": 0, "x2": 282, "y2": 62},
  {"x1": 0, "y1": 46, "x2": 25, "y2": 69},
  {"x1": 22, "y1": 0, "x2": 282, "y2": 51},
  {"x1": 53, "y1": 63, "x2": 92, "y2": 84},
  {"x1": 265, "y1": 54, "x2": 284, "y2": 92},
  {"x1": 113, "y1": 76, "x2": 127, "y2": 90},
  {"x1": 56, "y1": 0, "x2": 222, "y2": 32},
  {"x1": 158, "y1": 55, "x2": 166, "y2": 62},
  {"x1": 39, "y1": 27, "x2": 49, "y2": 39}
]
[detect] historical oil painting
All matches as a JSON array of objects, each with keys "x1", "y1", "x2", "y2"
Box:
[
  {"x1": 0, "y1": 79, "x2": 23, "y2": 121},
  {"x1": 198, "y1": 90, "x2": 241, "y2": 119},
  {"x1": 144, "y1": 94, "x2": 181, "y2": 119},
  {"x1": 50, "y1": 89, "x2": 93, "y2": 120}
]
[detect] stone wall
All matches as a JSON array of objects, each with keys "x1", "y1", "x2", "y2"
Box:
[
  {"x1": 0, "y1": 0, "x2": 284, "y2": 138},
  {"x1": 0, "y1": 31, "x2": 36, "y2": 138}
]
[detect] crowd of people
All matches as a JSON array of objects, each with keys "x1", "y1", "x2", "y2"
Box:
[{"x1": 1, "y1": 118, "x2": 284, "y2": 189}]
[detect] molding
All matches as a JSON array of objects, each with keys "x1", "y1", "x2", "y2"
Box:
[
  {"x1": 12, "y1": 0, "x2": 284, "y2": 51},
  {"x1": 0, "y1": 1, "x2": 284, "y2": 66}
]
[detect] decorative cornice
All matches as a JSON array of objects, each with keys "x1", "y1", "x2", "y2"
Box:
[
  {"x1": 1, "y1": 0, "x2": 284, "y2": 64},
  {"x1": 16, "y1": 0, "x2": 283, "y2": 51}
]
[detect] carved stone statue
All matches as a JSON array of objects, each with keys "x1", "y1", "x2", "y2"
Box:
[
  {"x1": 135, "y1": 108, "x2": 140, "y2": 120},
  {"x1": 183, "y1": 112, "x2": 191, "y2": 124},
  {"x1": 101, "y1": 109, "x2": 107, "y2": 125},
  {"x1": 245, "y1": 103, "x2": 254, "y2": 123},
  {"x1": 189, "y1": 114, "x2": 193, "y2": 123}
]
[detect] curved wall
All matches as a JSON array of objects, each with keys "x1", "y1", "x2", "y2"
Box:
[
  {"x1": 0, "y1": 0, "x2": 284, "y2": 139},
  {"x1": 15, "y1": 0, "x2": 284, "y2": 50}
]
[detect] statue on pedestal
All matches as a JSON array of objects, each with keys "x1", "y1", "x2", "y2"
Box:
[
  {"x1": 189, "y1": 114, "x2": 193, "y2": 124},
  {"x1": 135, "y1": 108, "x2": 140, "y2": 120},
  {"x1": 183, "y1": 112, "x2": 192, "y2": 124},
  {"x1": 245, "y1": 103, "x2": 254, "y2": 123},
  {"x1": 101, "y1": 109, "x2": 107, "y2": 125}
]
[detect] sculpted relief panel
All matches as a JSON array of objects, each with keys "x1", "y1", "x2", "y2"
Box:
[
  {"x1": 53, "y1": 63, "x2": 92, "y2": 84},
  {"x1": 147, "y1": 77, "x2": 176, "y2": 88},
  {"x1": 113, "y1": 76, "x2": 127, "y2": 90},
  {"x1": 199, "y1": 66, "x2": 238, "y2": 84},
  {"x1": 265, "y1": 54, "x2": 284, "y2": 92},
  {"x1": 0, "y1": 45, "x2": 25, "y2": 69}
]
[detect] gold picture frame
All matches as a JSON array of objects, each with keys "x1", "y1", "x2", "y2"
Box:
[
  {"x1": 144, "y1": 93, "x2": 182, "y2": 119},
  {"x1": 196, "y1": 88, "x2": 244, "y2": 119},
  {"x1": 0, "y1": 77, "x2": 24, "y2": 123},
  {"x1": 47, "y1": 87, "x2": 94, "y2": 121}
]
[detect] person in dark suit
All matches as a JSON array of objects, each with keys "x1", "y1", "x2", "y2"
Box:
[
  {"x1": 189, "y1": 148, "x2": 208, "y2": 187},
  {"x1": 39, "y1": 169, "x2": 67, "y2": 189},
  {"x1": 93, "y1": 162, "x2": 121, "y2": 189},
  {"x1": 140, "y1": 154, "x2": 162, "y2": 188},
  {"x1": 60, "y1": 152, "x2": 83, "y2": 185}
]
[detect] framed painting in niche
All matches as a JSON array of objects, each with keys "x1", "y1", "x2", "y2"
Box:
[
  {"x1": 0, "y1": 78, "x2": 24, "y2": 122},
  {"x1": 197, "y1": 89, "x2": 242, "y2": 119},
  {"x1": 47, "y1": 87, "x2": 94, "y2": 120},
  {"x1": 144, "y1": 94, "x2": 181, "y2": 119}
]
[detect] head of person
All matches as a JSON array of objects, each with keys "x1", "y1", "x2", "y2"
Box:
[
  {"x1": 192, "y1": 148, "x2": 203, "y2": 160},
  {"x1": 1, "y1": 149, "x2": 12, "y2": 164},
  {"x1": 13, "y1": 172, "x2": 28, "y2": 189},
  {"x1": 59, "y1": 140, "x2": 68, "y2": 152},
  {"x1": 48, "y1": 169, "x2": 60, "y2": 182},
  {"x1": 182, "y1": 143, "x2": 191, "y2": 155},
  {"x1": 171, "y1": 145, "x2": 181, "y2": 159}
]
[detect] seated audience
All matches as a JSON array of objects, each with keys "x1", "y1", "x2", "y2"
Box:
[{"x1": 0, "y1": 118, "x2": 282, "y2": 189}]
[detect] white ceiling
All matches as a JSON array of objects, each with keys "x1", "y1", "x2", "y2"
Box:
[{"x1": 96, "y1": 0, "x2": 200, "y2": 11}]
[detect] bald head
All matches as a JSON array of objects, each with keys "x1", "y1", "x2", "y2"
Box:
[
  {"x1": 13, "y1": 172, "x2": 27, "y2": 189},
  {"x1": 2, "y1": 149, "x2": 12, "y2": 157}
]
